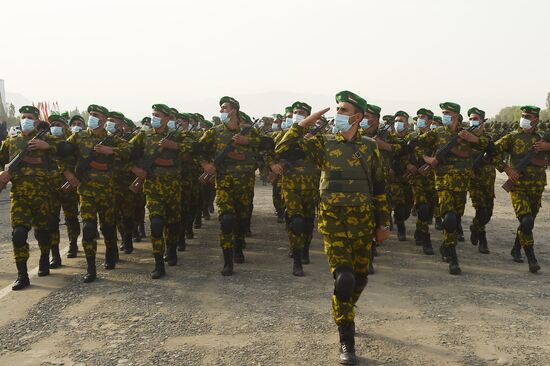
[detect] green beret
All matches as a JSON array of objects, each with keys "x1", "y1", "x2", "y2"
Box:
[
  {"x1": 382, "y1": 115, "x2": 394, "y2": 123},
  {"x1": 433, "y1": 116, "x2": 442, "y2": 123},
  {"x1": 413, "y1": 116, "x2": 418, "y2": 121},
  {"x1": 152, "y1": 104, "x2": 172, "y2": 116},
  {"x1": 204, "y1": 121, "x2": 213, "y2": 128},
  {"x1": 416, "y1": 108, "x2": 434, "y2": 118},
  {"x1": 177, "y1": 113, "x2": 190, "y2": 121},
  {"x1": 141, "y1": 117, "x2": 151, "y2": 124},
  {"x1": 194, "y1": 113, "x2": 204, "y2": 122},
  {"x1": 69, "y1": 115, "x2": 85, "y2": 124},
  {"x1": 467, "y1": 107, "x2": 485, "y2": 120},
  {"x1": 109, "y1": 111, "x2": 125, "y2": 120},
  {"x1": 170, "y1": 107, "x2": 179, "y2": 116},
  {"x1": 219, "y1": 96, "x2": 240, "y2": 110},
  {"x1": 48, "y1": 114, "x2": 67, "y2": 124},
  {"x1": 335, "y1": 90, "x2": 367, "y2": 114},
  {"x1": 284, "y1": 106, "x2": 293, "y2": 115},
  {"x1": 439, "y1": 102, "x2": 461, "y2": 113},
  {"x1": 61, "y1": 112, "x2": 70, "y2": 119},
  {"x1": 520, "y1": 105, "x2": 541, "y2": 116},
  {"x1": 124, "y1": 117, "x2": 136, "y2": 128},
  {"x1": 394, "y1": 110, "x2": 410, "y2": 119},
  {"x1": 87, "y1": 104, "x2": 109, "y2": 116},
  {"x1": 365, "y1": 104, "x2": 381, "y2": 116},
  {"x1": 291, "y1": 101, "x2": 312, "y2": 115},
  {"x1": 239, "y1": 111, "x2": 252, "y2": 125},
  {"x1": 19, "y1": 105, "x2": 40, "y2": 118},
  {"x1": 273, "y1": 114, "x2": 283, "y2": 121}
]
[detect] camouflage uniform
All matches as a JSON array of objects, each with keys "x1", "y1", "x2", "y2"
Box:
[
  {"x1": 114, "y1": 133, "x2": 137, "y2": 254},
  {"x1": 387, "y1": 131, "x2": 413, "y2": 238},
  {"x1": 271, "y1": 129, "x2": 286, "y2": 220}
]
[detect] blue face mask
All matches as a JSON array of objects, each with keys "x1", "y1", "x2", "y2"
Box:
[
  {"x1": 71, "y1": 125, "x2": 82, "y2": 134},
  {"x1": 105, "y1": 121, "x2": 117, "y2": 134},
  {"x1": 334, "y1": 114, "x2": 352, "y2": 133},
  {"x1": 469, "y1": 120, "x2": 480, "y2": 127},
  {"x1": 220, "y1": 112, "x2": 229, "y2": 123},
  {"x1": 141, "y1": 125, "x2": 151, "y2": 132},
  {"x1": 442, "y1": 114, "x2": 453, "y2": 126},
  {"x1": 20, "y1": 118, "x2": 35, "y2": 133},
  {"x1": 50, "y1": 126, "x2": 64, "y2": 137},
  {"x1": 167, "y1": 120, "x2": 176, "y2": 130},
  {"x1": 272, "y1": 123, "x2": 279, "y2": 131},
  {"x1": 394, "y1": 121, "x2": 405, "y2": 133},
  {"x1": 282, "y1": 118, "x2": 293, "y2": 130},
  {"x1": 87, "y1": 116, "x2": 100, "y2": 129},
  {"x1": 430, "y1": 123, "x2": 439, "y2": 130},
  {"x1": 417, "y1": 118, "x2": 426, "y2": 129},
  {"x1": 151, "y1": 115, "x2": 162, "y2": 129},
  {"x1": 359, "y1": 118, "x2": 370, "y2": 129}
]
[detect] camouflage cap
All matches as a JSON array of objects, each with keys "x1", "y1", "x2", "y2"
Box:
[
  {"x1": 439, "y1": 102, "x2": 461, "y2": 113},
  {"x1": 239, "y1": 111, "x2": 252, "y2": 125},
  {"x1": 291, "y1": 101, "x2": 312, "y2": 115},
  {"x1": 219, "y1": 96, "x2": 240, "y2": 110},
  {"x1": 87, "y1": 104, "x2": 109, "y2": 116},
  {"x1": 394, "y1": 110, "x2": 410, "y2": 119},
  {"x1": 520, "y1": 105, "x2": 541, "y2": 116},
  {"x1": 335, "y1": 90, "x2": 368, "y2": 114},
  {"x1": 69, "y1": 115, "x2": 85, "y2": 125},
  {"x1": 467, "y1": 107, "x2": 485, "y2": 120},
  {"x1": 152, "y1": 104, "x2": 172, "y2": 116},
  {"x1": 108, "y1": 111, "x2": 125, "y2": 120},
  {"x1": 48, "y1": 113, "x2": 67, "y2": 124},
  {"x1": 19, "y1": 105, "x2": 40, "y2": 118},
  {"x1": 416, "y1": 108, "x2": 434, "y2": 118},
  {"x1": 365, "y1": 104, "x2": 381, "y2": 116}
]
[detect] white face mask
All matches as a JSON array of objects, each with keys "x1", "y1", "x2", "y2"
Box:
[
  {"x1": 430, "y1": 123, "x2": 439, "y2": 130},
  {"x1": 71, "y1": 125, "x2": 83, "y2": 134},
  {"x1": 292, "y1": 114, "x2": 305, "y2": 123},
  {"x1": 469, "y1": 120, "x2": 481, "y2": 128},
  {"x1": 520, "y1": 117, "x2": 532, "y2": 130},
  {"x1": 394, "y1": 121, "x2": 406, "y2": 133}
]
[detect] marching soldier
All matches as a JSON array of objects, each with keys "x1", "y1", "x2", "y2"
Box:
[{"x1": 132, "y1": 117, "x2": 150, "y2": 243}]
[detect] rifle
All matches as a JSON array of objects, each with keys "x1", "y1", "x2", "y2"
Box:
[
  {"x1": 417, "y1": 125, "x2": 478, "y2": 176},
  {"x1": 199, "y1": 119, "x2": 260, "y2": 184},
  {"x1": 0, "y1": 122, "x2": 50, "y2": 192},
  {"x1": 501, "y1": 141, "x2": 548, "y2": 192},
  {"x1": 129, "y1": 125, "x2": 183, "y2": 193}
]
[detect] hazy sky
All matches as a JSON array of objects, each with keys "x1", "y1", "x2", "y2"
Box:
[{"x1": 3, "y1": 0, "x2": 550, "y2": 120}]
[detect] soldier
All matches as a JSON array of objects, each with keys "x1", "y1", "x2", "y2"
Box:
[
  {"x1": 62, "y1": 104, "x2": 131, "y2": 283},
  {"x1": 273, "y1": 101, "x2": 320, "y2": 276},
  {"x1": 48, "y1": 114, "x2": 81, "y2": 267},
  {"x1": 0, "y1": 106, "x2": 58, "y2": 290},
  {"x1": 199, "y1": 96, "x2": 261, "y2": 276},
  {"x1": 130, "y1": 104, "x2": 191, "y2": 278},
  {"x1": 493, "y1": 106, "x2": 550, "y2": 273},
  {"x1": 278, "y1": 91, "x2": 390, "y2": 364},
  {"x1": 468, "y1": 107, "x2": 494, "y2": 254},
  {"x1": 270, "y1": 110, "x2": 290, "y2": 224},
  {"x1": 132, "y1": 117, "x2": 150, "y2": 243},
  {"x1": 417, "y1": 102, "x2": 487, "y2": 275},
  {"x1": 69, "y1": 115, "x2": 85, "y2": 136}
]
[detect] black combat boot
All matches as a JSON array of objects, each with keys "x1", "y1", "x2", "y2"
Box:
[
  {"x1": 448, "y1": 246, "x2": 461, "y2": 275},
  {"x1": 203, "y1": 207, "x2": 210, "y2": 221},
  {"x1": 338, "y1": 322, "x2": 357, "y2": 365},
  {"x1": 510, "y1": 235, "x2": 524, "y2": 263},
  {"x1": 276, "y1": 211, "x2": 285, "y2": 224},
  {"x1": 103, "y1": 246, "x2": 116, "y2": 270},
  {"x1": 66, "y1": 238, "x2": 78, "y2": 258},
  {"x1": 166, "y1": 243, "x2": 177, "y2": 266},
  {"x1": 150, "y1": 254, "x2": 166, "y2": 279},
  {"x1": 12, "y1": 261, "x2": 30, "y2": 291},
  {"x1": 372, "y1": 242, "x2": 378, "y2": 257},
  {"x1": 457, "y1": 222, "x2": 465, "y2": 242},
  {"x1": 139, "y1": 222, "x2": 146, "y2": 238},
  {"x1": 435, "y1": 217, "x2": 443, "y2": 230},
  {"x1": 177, "y1": 234, "x2": 186, "y2": 252},
  {"x1": 439, "y1": 243, "x2": 450, "y2": 263},
  {"x1": 186, "y1": 223, "x2": 194, "y2": 239},
  {"x1": 397, "y1": 221, "x2": 407, "y2": 241},
  {"x1": 133, "y1": 225, "x2": 142, "y2": 242},
  {"x1": 83, "y1": 256, "x2": 96, "y2": 283},
  {"x1": 123, "y1": 234, "x2": 133, "y2": 254},
  {"x1": 234, "y1": 240, "x2": 245, "y2": 264},
  {"x1": 524, "y1": 246, "x2": 541, "y2": 273},
  {"x1": 221, "y1": 248, "x2": 234, "y2": 276},
  {"x1": 422, "y1": 232, "x2": 434, "y2": 255},
  {"x1": 302, "y1": 240, "x2": 311, "y2": 264},
  {"x1": 469, "y1": 224, "x2": 479, "y2": 246},
  {"x1": 414, "y1": 230, "x2": 423, "y2": 246},
  {"x1": 194, "y1": 214, "x2": 202, "y2": 229},
  {"x1": 478, "y1": 231, "x2": 490, "y2": 254},
  {"x1": 292, "y1": 250, "x2": 304, "y2": 276},
  {"x1": 50, "y1": 245, "x2": 62, "y2": 269},
  {"x1": 38, "y1": 252, "x2": 50, "y2": 277}
]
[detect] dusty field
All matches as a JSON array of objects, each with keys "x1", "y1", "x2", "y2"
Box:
[{"x1": 0, "y1": 172, "x2": 549, "y2": 366}]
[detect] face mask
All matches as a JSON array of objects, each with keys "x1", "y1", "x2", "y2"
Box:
[
  {"x1": 167, "y1": 120, "x2": 176, "y2": 130},
  {"x1": 151, "y1": 115, "x2": 162, "y2": 129},
  {"x1": 359, "y1": 118, "x2": 370, "y2": 129},
  {"x1": 442, "y1": 114, "x2": 453, "y2": 126},
  {"x1": 20, "y1": 118, "x2": 35, "y2": 133},
  {"x1": 105, "y1": 121, "x2": 117, "y2": 134},
  {"x1": 220, "y1": 112, "x2": 229, "y2": 123},
  {"x1": 417, "y1": 118, "x2": 426, "y2": 129},
  {"x1": 334, "y1": 114, "x2": 352, "y2": 133},
  {"x1": 520, "y1": 118, "x2": 532, "y2": 130},
  {"x1": 395, "y1": 121, "x2": 405, "y2": 133},
  {"x1": 87, "y1": 116, "x2": 100, "y2": 129},
  {"x1": 71, "y1": 125, "x2": 83, "y2": 134},
  {"x1": 430, "y1": 123, "x2": 439, "y2": 130},
  {"x1": 271, "y1": 123, "x2": 279, "y2": 131},
  {"x1": 469, "y1": 120, "x2": 480, "y2": 128},
  {"x1": 141, "y1": 125, "x2": 150, "y2": 132},
  {"x1": 50, "y1": 126, "x2": 64, "y2": 137},
  {"x1": 187, "y1": 124, "x2": 193, "y2": 131},
  {"x1": 282, "y1": 118, "x2": 293, "y2": 130},
  {"x1": 292, "y1": 114, "x2": 305, "y2": 123}
]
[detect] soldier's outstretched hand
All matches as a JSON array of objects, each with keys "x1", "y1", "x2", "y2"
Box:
[{"x1": 299, "y1": 108, "x2": 330, "y2": 129}]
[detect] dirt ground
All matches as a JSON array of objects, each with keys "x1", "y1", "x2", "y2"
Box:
[{"x1": 0, "y1": 172, "x2": 549, "y2": 366}]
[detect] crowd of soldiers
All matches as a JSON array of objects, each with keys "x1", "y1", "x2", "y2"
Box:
[{"x1": 1, "y1": 93, "x2": 549, "y2": 365}]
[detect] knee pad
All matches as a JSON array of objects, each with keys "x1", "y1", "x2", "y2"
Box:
[
  {"x1": 475, "y1": 207, "x2": 490, "y2": 226},
  {"x1": 289, "y1": 215, "x2": 305, "y2": 236},
  {"x1": 101, "y1": 225, "x2": 116, "y2": 241},
  {"x1": 333, "y1": 267, "x2": 356, "y2": 302},
  {"x1": 34, "y1": 228, "x2": 50, "y2": 245},
  {"x1": 417, "y1": 204, "x2": 431, "y2": 221},
  {"x1": 394, "y1": 205, "x2": 410, "y2": 222},
  {"x1": 519, "y1": 215, "x2": 534, "y2": 235},
  {"x1": 65, "y1": 217, "x2": 80, "y2": 228},
  {"x1": 150, "y1": 217, "x2": 164, "y2": 238},
  {"x1": 12, "y1": 226, "x2": 29, "y2": 246},
  {"x1": 442, "y1": 212, "x2": 458, "y2": 232},
  {"x1": 354, "y1": 272, "x2": 368, "y2": 291},
  {"x1": 82, "y1": 220, "x2": 97, "y2": 242},
  {"x1": 219, "y1": 214, "x2": 237, "y2": 234}
]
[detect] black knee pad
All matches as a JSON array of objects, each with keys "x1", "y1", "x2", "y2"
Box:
[
  {"x1": 12, "y1": 226, "x2": 29, "y2": 246},
  {"x1": 394, "y1": 205, "x2": 410, "y2": 222},
  {"x1": 417, "y1": 204, "x2": 431, "y2": 221},
  {"x1": 354, "y1": 272, "x2": 368, "y2": 291},
  {"x1": 519, "y1": 215, "x2": 534, "y2": 235},
  {"x1": 34, "y1": 228, "x2": 50, "y2": 245},
  {"x1": 166, "y1": 222, "x2": 179, "y2": 234},
  {"x1": 219, "y1": 214, "x2": 237, "y2": 234},
  {"x1": 289, "y1": 215, "x2": 305, "y2": 236},
  {"x1": 65, "y1": 217, "x2": 80, "y2": 228},
  {"x1": 150, "y1": 216, "x2": 164, "y2": 238},
  {"x1": 82, "y1": 220, "x2": 97, "y2": 242},
  {"x1": 443, "y1": 212, "x2": 458, "y2": 232},
  {"x1": 475, "y1": 207, "x2": 490, "y2": 226},
  {"x1": 101, "y1": 225, "x2": 116, "y2": 241},
  {"x1": 333, "y1": 267, "x2": 356, "y2": 302}
]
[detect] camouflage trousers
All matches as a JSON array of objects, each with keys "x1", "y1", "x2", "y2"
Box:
[
  {"x1": 272, "y1": 181, "x2": 284, "y2": 215},
  {"x1": 216, "y1": 173, "x2": 255, "y2": 250},
  {"x1": 50, "y1": 187, "x2": 80, "y2": 248},
  {"x1": 469, "y1": 173, "x2": 495, "y2": 232},
  {"x1": 511, "y1": 188, "x2": 543, "y2": 247},
  {"x1": 79, "y1": 186, "x2": 116, "y2": 257},
  {"x1": 282, "y1": 188, "x2": 317, "y2": 251},
  {"x1": 410, "y1": 175, "x2": 435, "y2": 234},
  {"x1": 389, "y1": 178, "x2": 413, "y2": 223},
  {"x1": 145, "y1": 174, "x2": 182, "y2": 255},
  {"x1": 319, "y1": 204, "x2": 375, "y2": 325},
  {"x1": 438, "y1": 189, "x2": 467, "y2": 247},
  {"x1": 180, "y1": 173, "x2": 200, "y2": 239},
  {"x1": 115, "y1": 180, "x2": 136, "y2": 240}
]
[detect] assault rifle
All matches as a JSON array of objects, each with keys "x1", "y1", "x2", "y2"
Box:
[{"x1": 501, "y1": 141, "x2": 548, "y2": 192}]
